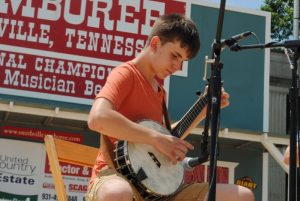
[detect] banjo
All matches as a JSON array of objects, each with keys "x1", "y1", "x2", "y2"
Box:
[{"x1": 115, "y1": 94, "x2": 209, "y2": 200}]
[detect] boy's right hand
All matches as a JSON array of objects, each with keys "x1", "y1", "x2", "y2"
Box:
[{"x1": 152, "y1": 134, "x2": 194, "y2": 164}]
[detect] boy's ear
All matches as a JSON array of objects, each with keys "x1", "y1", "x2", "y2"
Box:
[{"x1": 150, "y1": 36, "x2": 161, "y2": 49}]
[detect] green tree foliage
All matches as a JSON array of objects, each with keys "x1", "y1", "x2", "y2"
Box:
[{"x1": 261, "y1": 0, "x2": 294, "y2": 41}]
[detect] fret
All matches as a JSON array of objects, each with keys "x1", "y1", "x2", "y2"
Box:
[{"x1": 171, "y1": 95, "x2": 209, "y2": 138}]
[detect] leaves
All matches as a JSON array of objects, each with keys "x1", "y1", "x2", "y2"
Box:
[{"x1": 261, "y1": 0, "x2": 294, "y2": 40}]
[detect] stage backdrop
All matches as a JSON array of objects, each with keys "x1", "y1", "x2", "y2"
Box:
[
  {"x1": 168, "y1": 0, "x2": 270, "y2": 133},
  {"x1": 0, "y1": 1, "x2": 270, "y2": 201},
  {"x1": 0, "y1": 0, "x2": 184, "y2": 106}
]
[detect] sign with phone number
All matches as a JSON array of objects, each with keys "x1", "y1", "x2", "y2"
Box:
[
  {"x1": 41, "y1": 193, "x2": 79, "y2": 201},
  {"x1": 0, "y1": 133, "x2": 90, "y2": 201}
]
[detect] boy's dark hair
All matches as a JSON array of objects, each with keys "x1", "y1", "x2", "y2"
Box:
[{"x1": 147, "y1": 13, "x2": 200, "y2": 59}]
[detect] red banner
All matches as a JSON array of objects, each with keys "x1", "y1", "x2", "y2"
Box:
[
  {"x1": 184, "y1": 165, "x2": 229, "y2": 184},
  {"x1": 0, "y1": 0, "x2": 185, "y2": 104},
  {"x1": 0, "y1": 125, "x2": 83, "y2": 143},
  {"x1": 44, "y1": 157, "x2": 92, "y2": 178}
]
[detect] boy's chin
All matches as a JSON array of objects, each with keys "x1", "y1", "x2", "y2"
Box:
[{"x1": 159, "y1": 73, "x2": 170, "y2": 79}]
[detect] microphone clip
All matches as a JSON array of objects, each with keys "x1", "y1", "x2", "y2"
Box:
[
  {"x1": 220, "y1": 31, "x2": 253, "y2": 50},
  {"x1": 183, "y1": 154, "x2": 209, "y2": 171}
]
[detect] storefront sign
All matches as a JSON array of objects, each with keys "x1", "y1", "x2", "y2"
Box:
[{"x1": 0, "y1": 0, "x2": 185, "y2": 104}]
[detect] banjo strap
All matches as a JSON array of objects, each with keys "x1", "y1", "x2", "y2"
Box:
[{"x1": 162, "y1": 97, "x2": 172, "y2": 131}]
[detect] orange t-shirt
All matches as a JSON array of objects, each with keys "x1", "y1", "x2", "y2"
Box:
[{"x1": 89, "y1": 61, "x2": 166, "y2": 186}]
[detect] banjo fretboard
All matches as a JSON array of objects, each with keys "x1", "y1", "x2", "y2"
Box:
[{"x1": 171, "y1": 95, "x2": 209, "y2": 138}]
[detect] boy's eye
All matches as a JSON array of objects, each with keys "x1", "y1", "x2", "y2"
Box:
[{"x1": 172, "y1": 54, "x2": 179, "y2": 60}]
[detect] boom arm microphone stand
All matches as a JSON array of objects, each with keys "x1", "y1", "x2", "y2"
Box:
[
  {"x1": 283, "y1": 47, "x2": 300, "y2": 201},
  {"x1": 204, "y1": 1, "x2": 226, "y2": 201},
  {"x1": 286, "y1": 48, "x2": 300, "y2": 201},
  {"x1": 231, "y1": 40, "x2": 299, "y2": 201}
]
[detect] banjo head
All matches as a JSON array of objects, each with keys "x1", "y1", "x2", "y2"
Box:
[{"x1": 127, "y1": 120, "x2": 184, "y2": 196}]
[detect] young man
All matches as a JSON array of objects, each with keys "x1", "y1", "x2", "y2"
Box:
[{"x1": 87, "y1": 13, "x2": 254, "y2": 201}]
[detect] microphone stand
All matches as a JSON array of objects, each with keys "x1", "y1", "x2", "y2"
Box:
[
  {"x1": 286, "y1": 48, "x2": 300, "y2": 201},
  {"x1": 231, "y1": 41, "x2": 299, "y2": 201},
  {"x1": 204, "y1": 1, "x2": 226, "y2": 201}
]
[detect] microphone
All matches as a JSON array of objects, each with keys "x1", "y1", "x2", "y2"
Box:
[
  {"x1": 182, "y1": 155, "x2": 209, "y2": 171},
  {"x1": 221, "y1": 31, "x2": 252, "y2": 49}
]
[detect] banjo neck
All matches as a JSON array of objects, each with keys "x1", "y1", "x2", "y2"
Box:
[{"x1": 171, "y1": 94, "x2": 209, "y2": 139}]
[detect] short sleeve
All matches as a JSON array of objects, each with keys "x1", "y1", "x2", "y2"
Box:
[{"x1": 96, "y1": 65, "x2": 133, "y2": 110}]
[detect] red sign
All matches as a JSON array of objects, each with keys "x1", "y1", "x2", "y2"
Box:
[
  {"x1": 184, "y1": 165, "x2": 229, "y2": 184},
  {"x1": 0, "y1": 125, "x2": 83, "y2": 143},
  {"x1": 0, "y1": 0, "x2": 185, "y2": 104},
  {"x1": 44, "y1": 157, "x2": 92, "y2": 178}
]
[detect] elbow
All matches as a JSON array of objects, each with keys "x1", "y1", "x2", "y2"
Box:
[
  {"x1": 87, "y1": 112, "x2": 104, "y2": 132},
  {"x1": 87, "y1": 98, "x2": 113, "y2": 133},
  {"x1": 87, "y1": 114, "x2": 97, "y2": 131},
  {"x1": 87, "y1": 109, "x2": 110, "y2": 134}
]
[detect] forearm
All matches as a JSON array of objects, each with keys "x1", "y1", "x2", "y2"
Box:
[{"x1": 88, "y1": 109, "x2": 159, "y2": 145}]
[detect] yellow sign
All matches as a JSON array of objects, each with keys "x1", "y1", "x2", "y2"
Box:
[{"x1": 236, "y1": 176, "x2": 257, "y2": 190}]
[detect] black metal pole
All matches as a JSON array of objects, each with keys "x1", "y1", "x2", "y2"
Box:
[
  {"x1": 207, "y1": 1, "x2": 226, "y2": 201},
  {"x1": 288, "y1": 48, "x2": 299, "y2": 201},
  {"x1": 231, "y1": 41, "x2": 299, "y2": 201}
]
